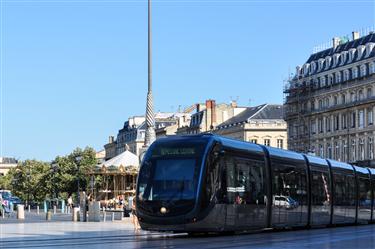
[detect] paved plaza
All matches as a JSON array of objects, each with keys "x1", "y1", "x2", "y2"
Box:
[{"x1": 1, "y1": 211, "x2": 375, "y2": 249}]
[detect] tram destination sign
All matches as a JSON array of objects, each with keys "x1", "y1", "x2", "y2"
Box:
[{"x1": 159, "y1": 147, "x2": 196, "y2": 156}]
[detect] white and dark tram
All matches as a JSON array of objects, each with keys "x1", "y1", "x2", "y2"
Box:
[{"x1": 136, "y1": 134, "x2": 375, "y2": 233}]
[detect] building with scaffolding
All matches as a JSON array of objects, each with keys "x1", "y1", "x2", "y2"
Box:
[{"x1": 284, "y1": 30, "x2": 375, "y2": 166}]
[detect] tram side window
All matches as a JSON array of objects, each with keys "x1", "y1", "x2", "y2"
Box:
[
  {"x1": 272, "y1": 160, "x2": 307, "y2": 206},
  {"x1": 223, "y1": 155, "x2": 266, "y2": 205},
  {"x1": 201, "y1": 153, "x2": 221, "y2": 209},
  {"x1": 311, "y1": 170, "x2": 331, "y2": 206},
  {"x1": 358, "y1": 177, "x2": 371, "y2": 208},
  {"x1": 333, "y1": 172, "x2": 356, "y2": 206}
]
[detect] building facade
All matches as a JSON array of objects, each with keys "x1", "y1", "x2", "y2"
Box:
[
  {"x1": 214, "y1": 104, "x2": 287, "y2": 149},
  {"x1": 176, "y1": 99, "x2": 247, "y2": 135},
  {"x1": 0, "y1": 157, "x2": 18, "y2": 176},
  {"x1": 284, "y1": 31, "x2": 375, "y2": 165}
]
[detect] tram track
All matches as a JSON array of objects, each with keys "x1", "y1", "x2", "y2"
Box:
[{"x1": 2, "y1": 225, "x2": 375, "y2": 249}]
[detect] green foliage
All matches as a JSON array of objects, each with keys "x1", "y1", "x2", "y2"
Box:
[{"x1": 3, "y1": 147, "x2": 97, "y2": 203}]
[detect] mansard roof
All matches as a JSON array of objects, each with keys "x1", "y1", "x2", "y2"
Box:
[
  {"x1": 216, "y1": 104, "x2": 284, "y2": 129},
  {"x1": 306, "y1": 33, "x2": 375, "y2": 66}
]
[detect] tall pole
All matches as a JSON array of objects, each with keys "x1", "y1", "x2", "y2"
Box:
[{"x1": 144, "y1": 0, "x2": 156, "y2": 147}]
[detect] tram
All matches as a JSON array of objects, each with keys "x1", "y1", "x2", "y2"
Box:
[{"x1": 136, "y1": 134, "x2": 375, "y2": 233}]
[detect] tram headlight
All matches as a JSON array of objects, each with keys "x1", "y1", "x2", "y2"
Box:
[{"x1": 160, "y1": 207, "x2": 167, "y2": 214}]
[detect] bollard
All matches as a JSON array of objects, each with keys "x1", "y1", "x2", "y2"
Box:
[
  {"x1": 43, "y1": 201, "x2": 47, "y2": 213},
  {"x1": 103, "y1": 211, "x2": 106, "y2": 222},
  {"x1": 37, "y1": 206, "x2": 40, "y2": 215},
  {"x1": 111, "y1": 212, "x2": 115, "y2": 222},
  {"x1": 17, "y1": 204, "x2": 25, "y2": 220},
  {"x1": 61, "y1": 200, "x2": 65, "y2": 214},
  {"x1": 53, "y1": 205, "x2": 57, "y2": 214},
  {"x1": 72, "y1": 207, "x2": 80, "y2": 222},
  {"x1": 46, "y1": 210, "x2": 52, "y2": 221},
  {"x1": 88, "y1": 201, "x2": 101, "y2": 222},
  {"x1": 2, "y1": 210, "x2": 4, "y2": 218},
  {"x1": 28, "y1": 205, "x2": 31, "y2": 213}
]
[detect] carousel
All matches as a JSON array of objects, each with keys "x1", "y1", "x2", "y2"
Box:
[{"x1": 90, "y1": 149, "x2": 140, "y2": 204}]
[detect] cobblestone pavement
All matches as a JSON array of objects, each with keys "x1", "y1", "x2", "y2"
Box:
[{"x1": 1, "y1": 215, "x2": 375, "y2": 249}]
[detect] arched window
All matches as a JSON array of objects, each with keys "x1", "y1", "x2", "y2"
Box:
[
  {"x1": 352, "y1": 67, "x2": 359, "y2": 79},
  {"x1": 367, "y1": 88, "x2": 373, "y2": 98},
  {"x1": 370, "y1": 62, "x2": 375, "y2": 74},
  {"x1": 360, "y1": 64, "x2": 368, "y2": 77},
  {"x1": 358, "y1": 90, "x2": 364, "y2": 100},
  {"x1": 341, "y1": 94, "x2": 346, "y2": 104},
  {"x1": 343, "y1": 70, "x2": 350, "y2": 81}
]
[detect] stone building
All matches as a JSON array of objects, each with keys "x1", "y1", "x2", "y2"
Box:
[
  {"x1": 214, "y1": 104, "x2": 287, "y2": 149},
  {"x1": 104, "y1": 113, "x2": 188, "y2": 159},
  {"x1": 284, "y1": 30, "x2": 375, "y2": 165},
  {"x1": 0, "y1": 157, "x2": 17, "y2": 176},
  {"x1": 176, "y1": 99, "x2": 247, "y2": 135}
]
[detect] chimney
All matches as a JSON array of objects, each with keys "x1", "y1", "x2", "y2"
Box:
[
  {"x1": 108, "y1": 136, "x2": 114, "y2": 143},
  {"x1": 230, "y1": 100, "x2": 238, "y2": 108},
  {"x1": 352, "y1": 31, "x2": 360, "y2": 40},
  {"x1": 205, "y1": 99, "x2": 216, "y2": 130},
  {"x1": 332, "y1": 37, "x2": 340, "y2": 48}
]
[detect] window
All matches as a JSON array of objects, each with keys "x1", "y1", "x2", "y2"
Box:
[
  {"x1": 334, "y1": 96, "x2": 338, "y2": 105},
  {"x1": 351, "y1": 92, "x2": 356, "y2": 102},
  {"x1": 359, "y1": 138, "x2": 365, "y2": 161},
  {"x1": 367, "y1": 88, "x2": 373, "y2": 98},
  {"x1": 351, "y1": 139, "x2": 356, "y2": 162},
  {"x1": 370, "y1": 62, "x2": 375, "y2": 74},
  {"x1": 250, "y1": 139, "x2": 258, "y2": 144},
  {"x1": 311, "y1": 101, "x2": 315, "y2": 111},
  {"x1": 360, "y1": 64, "x2": 367, "y2": 77},
  {"x1": 368, "y1": 138, "x2": 374, "y2": 160},
  {"x1": 334, "y1": 141, "x2": 340, "y2": 160},
  {"x1": 319, "y1": 100, "x2": 323, "y2": 109},
  {"x1": 358, "y1": 90, "x2": 364, "y2": 101},
  {"x1": 336, "y1": 72, "x2": 342, "y2": 83},
  {"x1": 358, "y1": 110, "x2": 364, "y2": 128},
  {"x1": 342, "y1": 94, "x2": 346, "y2": 104},
  {"x1": 277, "y1": 139, "x2": 284, "y2": 149},
  {"x1": 222, "y1": 155, "x2": 267, "y2": 225},
  {"x1": 319, "y1": 144, "x2": 324, "y2": 157},
  {"x1": 368, "y1": 108, "x2": 373, "y2": 125},
  {"x1": 325, "y1": 116, "x2": 331, "y2": 132},
  {"x1": 352, "y1": 67, "x2": 358, "y2": 79},
  {"x1": 342, "y1": 114, "x2": 347, "y2": 129},
  {"x1": 311, "y1": 120, "x2": 316, "y2": 134},
  {"x1": 342, "y1": 140, "x2": 348, "y2": 162},
  {"x1": 264, "y1": 139, "x2": 270, "y2": 146},
  {"x1": 334, "y1": 115, "x2": 340, "y2": 130},
  {"x1": 351, "y1": 112, "x2": 356, "y2": 128},
  {"x1": 318, "y1": 118, "x2": 324, "y2": 133},
  {"x1": 343, "y1": 70, "x2": 350, "y2": 81},
  {"x1": 325, "y1": 98, "x2": 330, "y2": 107},
  {"x1": 327, "y1": 143, "x2": 332, "y2": 159}
]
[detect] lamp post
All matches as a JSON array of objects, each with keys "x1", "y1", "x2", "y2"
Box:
[
  {"x1": 75, "y1": 155, "x2": 82, "y2": 207},
  {"x1": 144, "y1": 0, "x2": 156, "y2": 147}
]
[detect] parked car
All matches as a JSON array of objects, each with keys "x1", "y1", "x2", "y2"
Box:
[{"x1": 273, "y1": 195, "x2": 298, "y2": 209}]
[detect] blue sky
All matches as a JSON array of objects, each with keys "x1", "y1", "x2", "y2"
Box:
[{"x1": 1, "y1": 0, "x2": 374, "y2": 161}]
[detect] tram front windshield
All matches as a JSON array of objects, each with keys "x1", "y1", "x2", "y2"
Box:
[{"x1": 138, "y1": 140, "x2": 207, "y2": 204}]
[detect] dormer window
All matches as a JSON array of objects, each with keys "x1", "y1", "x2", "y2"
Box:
[
  {"x1": 318, "y1": 59, "x2": 324, "y2": 71},
  {"x1": 357, "y1": 45, "x2": 366, "y2": 60},
  {"x1": 325, "y1": 56, "x2": 332, "y2": 70},
  {"x1": 348, "y1": 48, "x2": 356, "y2": 63},
  {"x1": 303, "y1": 63, "x2": 310, "y2": 76},
  {"x1": 340, "y1": 51, "x2": 348, "y2": 65},
  {"x1": 310, "y1": 61, "x2": 316, "y2": 73},
  {"x1": 366, "y1": 43, "x2": 375, "y2": 57},
  {"x1": 332, "y1": 53, "x2": 340, "y2": 67}
]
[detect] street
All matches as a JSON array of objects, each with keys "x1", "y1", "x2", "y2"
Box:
[{"x1": 1, "y1": 219, "x2": 375, "y2": 249}]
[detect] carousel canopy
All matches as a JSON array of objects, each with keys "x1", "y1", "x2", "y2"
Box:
[{"x1": 98, "y1": 150, "x2": 139, "y2": 171}]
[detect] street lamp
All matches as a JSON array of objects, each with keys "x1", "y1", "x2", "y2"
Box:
[{"x1": 75, "y1": 155, "x2": 82, "y2": 207}]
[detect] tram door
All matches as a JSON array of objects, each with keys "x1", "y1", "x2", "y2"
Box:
[{"x1": 224, "y1": 154, "x2": 267, "y2": 230}]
